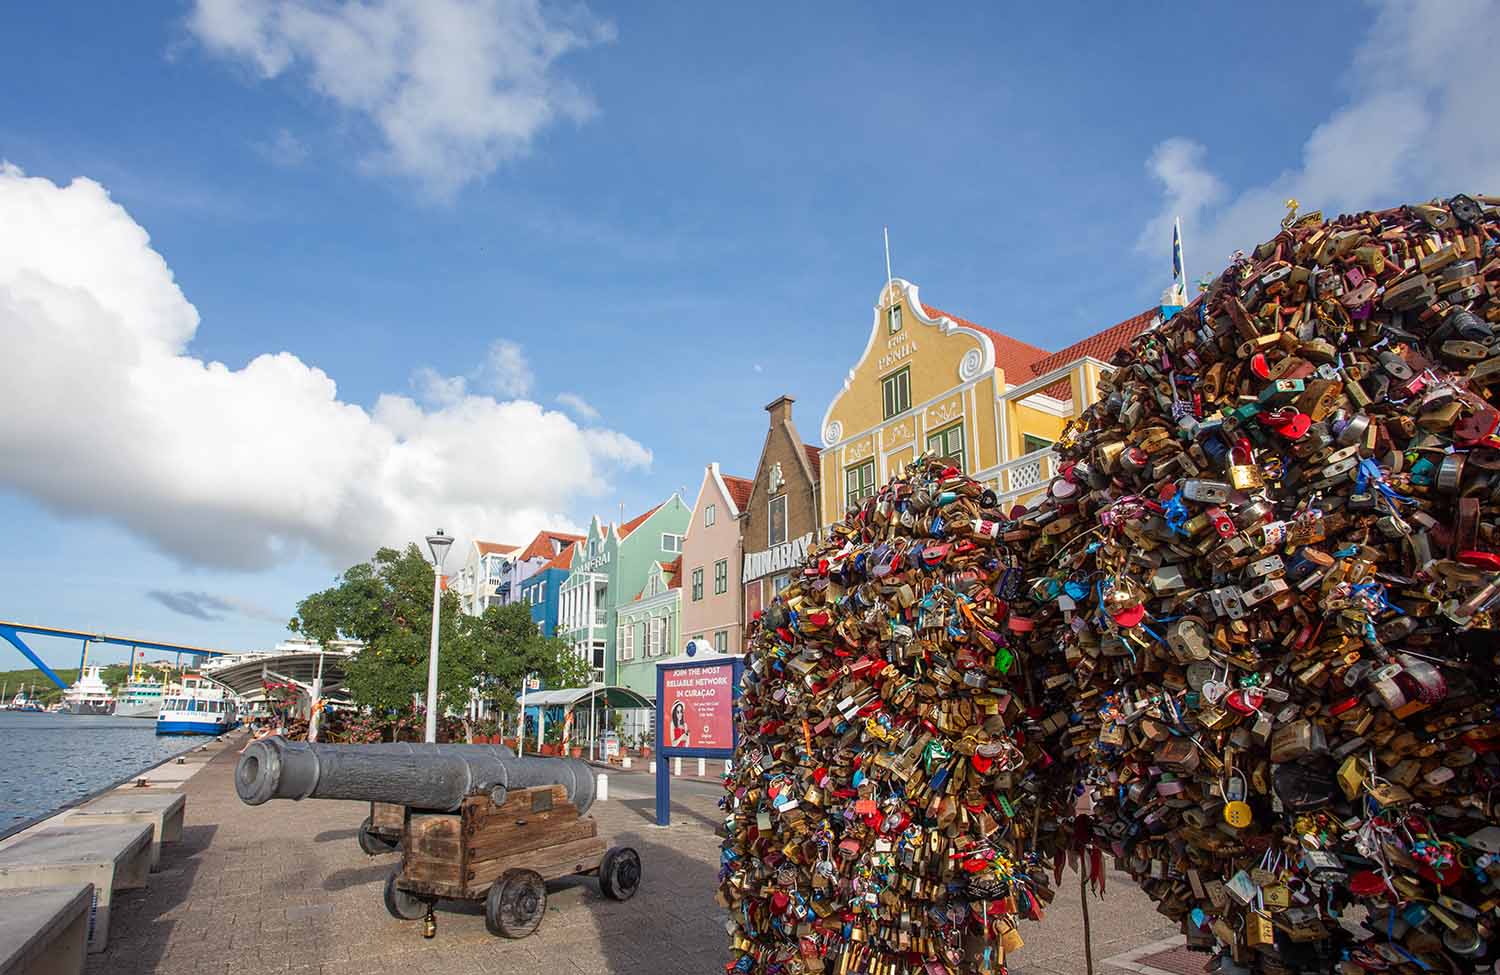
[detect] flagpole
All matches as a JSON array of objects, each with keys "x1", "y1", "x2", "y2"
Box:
[
  {"x1": 1174, "y1": 216, "x2": 1187, "y2": 299},
  {"x1": 883, "y1": 226, "x2": 895, "y2": 303}
]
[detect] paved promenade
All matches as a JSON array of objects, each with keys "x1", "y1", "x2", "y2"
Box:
[{"x1": 88, "y1": 736, "x2": 1188, "y2": 975}]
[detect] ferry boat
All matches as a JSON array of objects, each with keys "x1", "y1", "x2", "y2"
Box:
[
  {"x1": 114, "y1": 676, "x2": 166, "y2": 719},
  {"x1": 156, "y1": 674, "x2": 237, "y2": 735},
  {"x1": 62, "y1": 666, "x2": 115, "y2": 715},
  {"x1": 6, "y1": 688, "x2": 45, "y2": 712}
]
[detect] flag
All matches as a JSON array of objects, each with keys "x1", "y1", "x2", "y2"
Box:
[{"x1": 1172, "y1": 218, "x2": 1184, "y2": 284}]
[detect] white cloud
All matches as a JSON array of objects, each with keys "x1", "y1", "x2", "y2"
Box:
[
  {"x1": 187, "y1": 0, "x2": 615, "y2": 197},
  {"x1": 1140, "y1": 0, "x2": 1500, "y2": 280},
  {"x1": 0, "y1": 163, "x2": 650, "y2": 571},
  {"x1": 255, "y1": 127, "x2": 308, "y2": 167},
  {"x1": 555, "y1": 392, "x2": 599, "y2": 420},
  {"x1": 484, "y1": 339, "x2": 532, "y2": 397}
]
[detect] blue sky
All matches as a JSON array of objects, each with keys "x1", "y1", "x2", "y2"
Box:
[{"x1": 3, "y1": 0, "x2": 1496, "y2": 667}]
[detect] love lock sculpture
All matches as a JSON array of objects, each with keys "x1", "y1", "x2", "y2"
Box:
[{"x1": 724, "y1": 194, "x2": 1500, "y2": 974}]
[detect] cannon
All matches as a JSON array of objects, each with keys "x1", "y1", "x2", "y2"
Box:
[{"x1": 234, "y1": 737, "x2": 640, "y2": 938}]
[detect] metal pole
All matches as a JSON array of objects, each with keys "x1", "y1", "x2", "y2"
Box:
[
  {"x1": 1080, "y1": 861, "x2": 1096, "y2": 975},
  {"x1": 589, "y1": 686, "x2": 597, "y2": 760},
  {"x1": 308, "y1": 648, "x2": 325, "y2": 742},
  {"x1": 425, "y1": 563, "x2": 443, "y2": 743},
  {"x1": 517, "y1": 676, "x2": 528, "y2": 757}
]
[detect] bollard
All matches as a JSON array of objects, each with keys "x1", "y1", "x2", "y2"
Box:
[
  {"x1": 649, "y1": 760, "x2": 657, "y2": 774},
  {"x1": 622, "y1": 756, "x2": 632, "y2": 770},
  {"x1": 697, "y1": 758, "x2": 706, "y2": 776},
  {"x1": 673, "y1": 757, "x2": 682, "y2": 776},
  {"x1": 596, "y1": 772, "x2": 608, "y2": 802}
]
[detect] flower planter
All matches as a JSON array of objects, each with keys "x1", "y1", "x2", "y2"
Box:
[
  {"x1": 638, "y1": 747, "x2": 652, "y2": 759},
  {"x1": 569, "y1": 746, "x2": 584, "y2": 758},
  {"x1": 538, "y1": 743, "x2": 558, "y2": 756}
]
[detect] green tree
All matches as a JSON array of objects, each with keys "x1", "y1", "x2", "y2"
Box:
[
  {"x1": 467, "y1": 602, "x2": 592, "y2": 709},
  {"x1": 291, "y1": 544, "x2": 589, "y2": 727}
]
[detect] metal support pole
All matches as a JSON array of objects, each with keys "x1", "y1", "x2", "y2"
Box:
[
  {"x1": 308, "y1": 648, "x2": 325, "y2": 742},
  {"x1": 1080, "y1": 860, "x2": 1096, "y2": 975},
  {"x1": 517, "y1": 676, "x2": 528, "y2": 757},
  {"x1": 425, "y1": 564, "x2": 443, "y2": 743}
]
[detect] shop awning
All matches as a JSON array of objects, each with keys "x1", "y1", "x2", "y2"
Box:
[{"x1": 517, "y1": 684, "x2": 652, "y2": 709}]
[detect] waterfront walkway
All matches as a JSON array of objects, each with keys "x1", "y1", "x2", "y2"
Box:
[{"x1": 89, "y1": 735, "x2": 1187, "y2": 975}]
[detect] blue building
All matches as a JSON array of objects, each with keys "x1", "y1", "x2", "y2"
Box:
[{"x1": 522, "y1": 540, "x2": 576, "y2": 638}]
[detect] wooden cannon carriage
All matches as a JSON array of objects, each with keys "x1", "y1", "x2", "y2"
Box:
[
  {"x1": 380, "y1": 784, "x2": 640, "y2": 937},
  {"x1": 236, "y1": 736, "x2": 640, "y2": 941}
]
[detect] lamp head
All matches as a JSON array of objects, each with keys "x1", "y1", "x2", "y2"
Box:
[{"x1": 426, "y1": 529, "x2": 454, "y2": 568}]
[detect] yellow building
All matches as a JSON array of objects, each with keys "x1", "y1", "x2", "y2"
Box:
[{"x1": 816, "y1": 278, "x2": 1160, "y2": 524}]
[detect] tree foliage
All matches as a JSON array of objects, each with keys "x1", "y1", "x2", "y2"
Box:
[{"x1": 291, "y1": 544, "x2": 588, "y2": 720}]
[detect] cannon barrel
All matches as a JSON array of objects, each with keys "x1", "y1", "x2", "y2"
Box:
[{"x1": 235, "y1": 736, "x2": 595, "y2": 814}]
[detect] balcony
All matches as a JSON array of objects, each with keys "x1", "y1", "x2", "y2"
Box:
[
  {"x1": 996, "y1": 449, "x2": 1057, "y2": 503},
  {"x1": 593, "y1": 610, "x2": 608, "y2": 626}
]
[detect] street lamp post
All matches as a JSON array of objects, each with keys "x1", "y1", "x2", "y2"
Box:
[{"x1": 424, "y1": 529, "x2": 455, "y2": 743}]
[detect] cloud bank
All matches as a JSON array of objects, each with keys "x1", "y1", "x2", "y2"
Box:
[
  {"x1": 1140, "y1": 0, "x2": 1500, "y2": 280},
  {"x1": 187, "y1": 0, "x2": 615, "y2": 197},
  {"x1": 147, "y1": 590, "x2": 283, "y2": 622},
  {"x1": 0, "y1": 163, "x2": 650, "y2": 572}
]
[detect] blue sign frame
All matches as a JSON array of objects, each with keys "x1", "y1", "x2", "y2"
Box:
[{"x1": 655, "y1": 656, "x2": 743, "y2": 826}]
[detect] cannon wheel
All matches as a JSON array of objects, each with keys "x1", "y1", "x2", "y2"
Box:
[
  {"x1": 599, "y1": 846, "x2": 641, "y2": 902},
  {"x1": 384, "y1": 870, "x2": 430, "y2": 921},
  {"x1": 486, "y1": 869, "x2": 546, "y2": 939},
  {"x1": 358, "y1": 816, "x2": 400, "y2": 856}
]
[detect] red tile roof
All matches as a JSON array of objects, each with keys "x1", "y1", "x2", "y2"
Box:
[
  {"x1": 475, "y1": 541, "x2": 518, "y2": 556},
  {"x1": 617, "y1": 503, "x2": 663, "y2": 540},
  {"x1": 802, "y1": 444, "x2": 822, "y2": 476},
  {"x1": 540, "y1": 541, "x2": 576, "y2": 572},
  {"x1": 921, "y1": 303, "x2": 1050, "y2": 387},
  {"x1": 921, "y1": 301, "x2": 1159, "y2": 403},
  {"x1": 1026, "y1": 308, "x2": 1159, "y2": 399},
  {"x1": 722, "y1": 475, "x2": 754, "y2": 512},
  {"x1": 663, "y1": 556, "x2": 683, "y2": 589},
  {"x1": 517, "y1": 530, "x2": 584, "y2": 562}
]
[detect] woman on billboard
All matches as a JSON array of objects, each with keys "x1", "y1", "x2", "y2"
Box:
[{"x1": 669, "y1": 700, "x2": 691, "y2": 747}]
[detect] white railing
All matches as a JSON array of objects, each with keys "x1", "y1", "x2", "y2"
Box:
[
  {"x1": 994, "y1": 449, "x2": 1057, "y2": 501},
  {"x1": 594, "y1": 610, "x2": 608, "y2": 626}
]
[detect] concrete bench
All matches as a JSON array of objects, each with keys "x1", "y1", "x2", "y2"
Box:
[
  {"x1": 65, "y1": 793, "x2": 185, "y2": 871},
  {"x1": 0, "y1": 825, "x2": 152, "y2": 953},
  {"x1": 0, "y1": 885, "x2": 92, "y2": 975}
]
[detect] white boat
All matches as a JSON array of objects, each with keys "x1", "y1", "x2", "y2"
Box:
[
  {"x1": 156, "y1": 674, "x2": 237, "y2": 735},
  {"x1": 114, "y1": 676, "x2": 167, "y2": 719},
  {"x1": 62, "y1": 666, "x2": 115, "y2": 715}
]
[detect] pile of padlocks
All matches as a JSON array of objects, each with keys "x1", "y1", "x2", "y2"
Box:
[
  {"x1": 1023, "y1": 195, "x2": 1500, "y2": 972},
  {"x1": 719, "y1": 459, "x2": 1062, "y2": 975}
]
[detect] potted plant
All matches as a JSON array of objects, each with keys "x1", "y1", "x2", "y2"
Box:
[{"x1": 540, "y1": 722, "x2": 562, "y2": 756}]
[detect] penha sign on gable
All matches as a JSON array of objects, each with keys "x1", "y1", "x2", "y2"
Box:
[{"x1": 743, "y1": 532, "x2": 814, "y2": 582}]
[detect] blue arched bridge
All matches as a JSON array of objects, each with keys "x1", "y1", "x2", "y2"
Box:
[{"x1": 0, "y1": 620, "x2": 235, "y2": 689}]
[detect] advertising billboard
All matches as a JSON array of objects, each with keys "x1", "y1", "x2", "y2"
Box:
[{"x1": 659, "y1": 660, "x2": 735, "y2": 752}]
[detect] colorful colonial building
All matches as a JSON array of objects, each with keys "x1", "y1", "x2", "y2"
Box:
[
  {"x1": 680, "y1": 463, "x2": 753, "y2": 656},
  {"x1": 522, "y1": 540, "x2": 576, "y2": 638},
  {"x1": 742, "y1": 396, "x2": 822, "y2": 627},
  {"x1": 615, "y1": 557, "x2": 682, "y2": 703},
  {"x1": 817, "y1": 278, "x2": 1158, "y2": 521},
  {"x1": 556, "y1": 497, "x2": 691, "y2": 685},
  {"x1": 453, "y1": 540, "x2": 519, "y2": 616}
]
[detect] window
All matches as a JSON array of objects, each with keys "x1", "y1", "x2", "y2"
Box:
[
  {"x1": 705, "y1": 504, "x2": 716, "y2": 527},
  {"x1": 768, "y1": 495, "x2": 787, "y2": 545},
  {"x1": 1023, "y1": 434, "x2": 1054, "y2": 455},
  {"x1": 771, "y1": 573, "x2": 791, "y2": 597},
  {"x1": 592, "y1": 641, "x2": 606, "y2": 671},
  {"x1": 618, "y1": 623, "x2": 635, "y2": 661},
  {"x1": 714, "y1": 559, "x2": 728, "y2": 595},
  {"x1": 647, "y1": 618, "x2": 666, "y2": 656},
  {"x1": 845, "y1": 460, "x2": 876, "y2": 508},
  {"x1": 882, "y1": 367, "x2": 911, "y2": 419},
  {"x1": 926, "y1": 423, "x2": 966, "y2": 473},
  {"x1": 661, "y1": 533, "x2": 684, "y2": 553},
  {"x1": 714, "y1": 631, "x2": 728, "y2": 653},
  {"x1": 888, "y1": 304, "x2": 902, "y2": 335},
  {"x1": 691, "y1": 568, "x2": 704, "y2": 601}
]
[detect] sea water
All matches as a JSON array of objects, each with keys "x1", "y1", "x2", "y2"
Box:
[{"x1": 0, "y1": 710, "x2": 201, "y2": 835}]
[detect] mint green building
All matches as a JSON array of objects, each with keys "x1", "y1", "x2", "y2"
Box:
[
  {"x1": 556, "y1": 495, "x2": 689, "y2": 693},
  {"x1": 615, "y1": 558, "x2": 682, "y2": 703}
]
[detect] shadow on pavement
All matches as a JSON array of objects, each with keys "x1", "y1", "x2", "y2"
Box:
[
  {"x1": 84, "y1": 820, "x2": 218, "y2": 973},
  {"x1": 314, "y1": 826, "x2": 360, "y2": 842},
  {"x1": 321, "y1": 859, "x2": 394, "y2": 891}
]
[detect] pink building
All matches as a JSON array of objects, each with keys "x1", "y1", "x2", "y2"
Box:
[{"x1": 679, "y1": 462, "x2": 753, "y2": 655}]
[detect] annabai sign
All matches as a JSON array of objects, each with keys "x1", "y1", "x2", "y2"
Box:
[{"x1": 743, "y1": 532, "x2": 814, "y2": 582}]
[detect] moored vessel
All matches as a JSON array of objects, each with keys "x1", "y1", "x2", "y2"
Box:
[
  {"x1": 62, "y1": 666, "x2": 115, "y2": 715},
  {"x1": 156, "y1": 673, "x2": 237, "y2": 735}
]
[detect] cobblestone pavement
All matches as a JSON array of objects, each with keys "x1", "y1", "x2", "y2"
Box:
[{"x1": 88, "y1": 738, "x2": 1182, "y2": 975}]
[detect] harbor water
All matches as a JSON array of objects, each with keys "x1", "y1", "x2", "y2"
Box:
[{"x1": 0, "y1": 710, "x2": 202, "y2": 836}]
